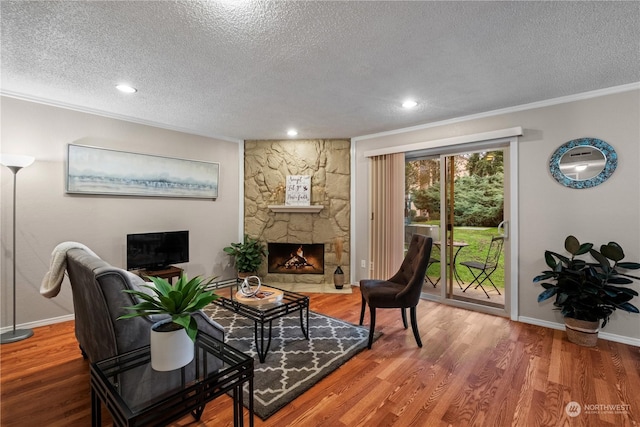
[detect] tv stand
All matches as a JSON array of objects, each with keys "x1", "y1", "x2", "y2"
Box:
[{"x1": 137, "y1": 266, "x2": 183, "y2": 284}]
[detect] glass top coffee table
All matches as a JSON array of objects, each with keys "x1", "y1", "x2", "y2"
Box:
[
  {"x1": 212, "y1": 282, "x2": 310, "y2": 363},
  {"x1": 90, "y1": 330, "x2": 254, "y2": 426}
]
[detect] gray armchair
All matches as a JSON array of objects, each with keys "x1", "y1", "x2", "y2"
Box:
[
  {"x1": 40, "y1": 246, "x2": 229, "y2": 408},
  {"x1": 64, "y1": 247, "x2": 224, "y2": 363}
]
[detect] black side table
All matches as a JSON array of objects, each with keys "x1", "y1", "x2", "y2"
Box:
[{"x1": 90, "y1": 331, "x2": 253, "y2": 426}]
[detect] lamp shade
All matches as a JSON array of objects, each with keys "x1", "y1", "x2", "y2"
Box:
[{"x1": 0, "y1": 154, "x2": 35, "y2": 169}]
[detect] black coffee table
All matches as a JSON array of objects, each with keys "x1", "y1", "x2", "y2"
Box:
[
  {"x1": 90, "y1": 330, "x2": 254, "y2": 426},
  {"x1": 212, "y1": 283, "x2": 310, "y2": 363}
]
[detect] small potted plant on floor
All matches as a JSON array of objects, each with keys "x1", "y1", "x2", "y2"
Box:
[
  {"x1": 534, "y1": 235, "x2": 639, "y2": 346},
  {"x1": 223, "y1": 234, "x2": 268, "y2": 278},
  {"x1": 118, "y1": 274, "x2": 217, "y2": 370}
]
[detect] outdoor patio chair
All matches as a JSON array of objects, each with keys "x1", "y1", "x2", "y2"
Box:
[
  {"x1": 425, "y1": 256, "x2": 440, "y2": 287},
  {"x1": 359, "y1": 234, "x2": 433, "y2": 349},
  {"x1": 460, "y1": 236, "x2": 504, "y2": 298}
]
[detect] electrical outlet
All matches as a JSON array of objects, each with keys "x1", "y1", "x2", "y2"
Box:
[{"x1": 361, "y1": 260, "x2": 366, "y2": 268}]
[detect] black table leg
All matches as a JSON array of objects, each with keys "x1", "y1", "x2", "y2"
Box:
[
  {"x1": 254, "y1": 320, "x2": 273, "y2": 363},
  {"x1": 299, "y1": 305, "x2": 309, "y2": 339},
  {"x1": 248, "y1": 378, "x2": 254, "y2": 427},
  {"x1": 91, "y1": 388, "x2": 101, "y2": 427},
  {"x1": 191, "y1": 405, "x2": 205, "y2": 421},
  {"x1": 232, "y1": 385, "x2": 242, "y2": 427}
]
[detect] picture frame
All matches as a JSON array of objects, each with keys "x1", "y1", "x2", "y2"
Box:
[
  {"x1": 66, "y1": 144, "x2": 219, "y2": 199},
  {"x1": 285, "y1": 175, "x2": 311, "y2": 206}
]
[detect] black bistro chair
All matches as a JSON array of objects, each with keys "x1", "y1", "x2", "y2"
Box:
[
  {"x1": 425, "y1": 255, "x2": 440, "y2": 287},
  {"x1": 460, "y1": 236, "x2": 504, "y2": 298},
  {"x1": 359, "y1": 234, "x2": 433, "y2": 349}
]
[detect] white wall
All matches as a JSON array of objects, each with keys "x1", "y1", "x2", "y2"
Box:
[
  {"x1": 0, "y1": 96, "x2": 241, "y2": 328},
  {"x1": 353, "y1": 88, "x2": 640, "y2": 343}
]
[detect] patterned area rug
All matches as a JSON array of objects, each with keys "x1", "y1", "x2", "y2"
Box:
[{"x1": 203, "y1": 305, "x2": 377, "y2": 420}]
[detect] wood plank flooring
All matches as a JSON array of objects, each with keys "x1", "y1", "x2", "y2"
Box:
[{"x1": 2, "y1": 286, "x2": 639, "y2": 426}]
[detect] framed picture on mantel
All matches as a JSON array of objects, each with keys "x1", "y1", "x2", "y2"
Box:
[{"x1": 285, "y1": 175, "x2": 311, "y2": 206}]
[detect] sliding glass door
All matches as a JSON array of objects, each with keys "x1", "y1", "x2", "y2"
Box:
[{"x1": 406, "y1": 147, "x2": 509, "y2": 313}]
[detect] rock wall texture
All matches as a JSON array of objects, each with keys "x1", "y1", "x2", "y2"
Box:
[{"x1": 244, "y1": 139, "x2": 350, "y2": 285}]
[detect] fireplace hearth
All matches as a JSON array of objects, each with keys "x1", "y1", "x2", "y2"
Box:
[{"x1": 268, "y1": 243, "x2": 324, "y2": 274}]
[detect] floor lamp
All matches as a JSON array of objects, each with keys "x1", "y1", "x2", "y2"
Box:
[{"x1": 1, "y1": 154, "x2": 35, "y2": 344}]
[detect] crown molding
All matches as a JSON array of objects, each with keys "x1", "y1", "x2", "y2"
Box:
[
  {"x1": 354, "y1": 82, "x2": 640, "y2": 142},
  {"x1": 0, "y1": 90, "x2": 243, "y2": 144}
]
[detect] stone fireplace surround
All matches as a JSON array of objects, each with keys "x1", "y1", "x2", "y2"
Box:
[{"x1": 244, "y1": 139, "x2": 350, "y2": 286}]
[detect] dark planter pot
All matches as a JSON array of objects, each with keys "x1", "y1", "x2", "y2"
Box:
[{"x1": 564, "y1": 317, "x2": 599, "y2": 347}]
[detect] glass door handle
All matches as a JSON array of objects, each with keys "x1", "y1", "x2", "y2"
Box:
[{"x1": 498, "y1": 221, "x2": 508, "y2": 239}]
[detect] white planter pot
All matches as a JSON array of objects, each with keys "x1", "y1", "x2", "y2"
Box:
[{"x1": 150, "y1": 320, "x2": 194, "y2": 371}]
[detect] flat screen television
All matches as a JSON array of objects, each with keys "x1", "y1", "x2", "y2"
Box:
[{"x1": 126, "y1": 230, "x2": 189, "y2": 271}]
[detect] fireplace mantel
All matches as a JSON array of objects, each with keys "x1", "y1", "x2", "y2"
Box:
[{"x1": 268, "y1": 205, "x2": 324, "y2": 213}]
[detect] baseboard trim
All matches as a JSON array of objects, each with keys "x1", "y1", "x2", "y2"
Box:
[
  {"x1": 0, "y1": 314, "x2": 75, "y2": 335},
  {"x1": 5, "y1": 312, "x2": 637, "y2": 348},
  {"x1": 518, "y1": 316, "x2": 640, "y2": 347}
]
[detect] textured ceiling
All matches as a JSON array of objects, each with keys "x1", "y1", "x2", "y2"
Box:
[{"x1": 1, "y1": 1, "x2": 639, "y2": 141}]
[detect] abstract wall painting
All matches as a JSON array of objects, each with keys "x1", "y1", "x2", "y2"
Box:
[{"x1": 66, "y1": 144, "x2": 219, "y2": 199}]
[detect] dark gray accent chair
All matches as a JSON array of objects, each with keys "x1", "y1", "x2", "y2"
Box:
[
  {"x1": 359, "y1": 234, "x2": 433, "y2": 349},
  {"x1": 65, "y1": 247, "x2": 225, "y2": 402}
]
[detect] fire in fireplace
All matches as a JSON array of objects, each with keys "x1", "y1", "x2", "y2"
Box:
[{"x1": 268, "y1": 243, "x2": 324, "y2": 274}]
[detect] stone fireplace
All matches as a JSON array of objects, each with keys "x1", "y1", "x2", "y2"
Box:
[
  {"x1": 268, "y1": 243, "x2": 324, "y2": 274},
  {"x1": 243, "y1": 139, "x2": 351, "y2": 286}
]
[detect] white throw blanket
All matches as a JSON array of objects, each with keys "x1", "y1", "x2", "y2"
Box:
[{"x1": 40, "y1": 242, "x2": 99, "y2": 298}]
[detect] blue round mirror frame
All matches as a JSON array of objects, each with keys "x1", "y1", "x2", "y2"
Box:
[{"x1": 549, "y1": 138, "x2": 617, "y2": 189}]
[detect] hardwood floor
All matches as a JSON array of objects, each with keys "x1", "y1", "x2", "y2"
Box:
[{"x1": 2, "y1": 287, "x2": 639, "y2": 426}]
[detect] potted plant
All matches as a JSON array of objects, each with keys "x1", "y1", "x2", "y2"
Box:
[
  {"x1": 223, "y1": 234, "x2": 268, "y2": 277},
  {"x1": 534, "y1": 235, "x2": 639, "y2": 346},
  {"x1": 118, "y1": 274, "x2": 218, "y2": 370}
]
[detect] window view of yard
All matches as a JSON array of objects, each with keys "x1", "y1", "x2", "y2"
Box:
[
  {"x1": 421, "y1": 224, "x2": 505, "y2": 289},
  {"x1": 406, "y1": 151, "x2": 505, "y2": 298}
]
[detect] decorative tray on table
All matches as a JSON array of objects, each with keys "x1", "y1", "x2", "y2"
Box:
[{"x1": 235, "y1": 286, "x2": 284, "y2": 305}]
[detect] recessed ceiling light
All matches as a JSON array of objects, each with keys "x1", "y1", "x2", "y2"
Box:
[
  {"x1": 116, "y1": 84, "x2": 137, "y2": 93},
  {"x1": 575, "y1": 164, "x2": 588, "y2": 171},
  {"x1": 287, "y1": 129, "x2": 298, "y2": 136},
  {"x1": 402, "y1": 100, "x2": 418, "y2": 109}
]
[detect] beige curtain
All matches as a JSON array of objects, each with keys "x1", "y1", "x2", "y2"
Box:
[{"x1": 369, "y1": 152, "x2": 405, "y2": 279}]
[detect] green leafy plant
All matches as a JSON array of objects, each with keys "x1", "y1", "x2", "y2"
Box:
[
  {"x1": 534, "y1": 235, "x2": 640, "y2": 328},
  {"x1": 118, "y1": 274, "x2": 218, "y2": 341},
  {"x1": 223, "y1": 234, "x2": 268, "y2": 273}
]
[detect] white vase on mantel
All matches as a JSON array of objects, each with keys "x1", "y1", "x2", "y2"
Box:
[{"x1": 150, "y1": 319, "x2": 194, "y2": 371}]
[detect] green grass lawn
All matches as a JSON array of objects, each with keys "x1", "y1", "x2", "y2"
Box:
[{"x1": 411, "y1": 223, "x2": 505, "y2": 289}]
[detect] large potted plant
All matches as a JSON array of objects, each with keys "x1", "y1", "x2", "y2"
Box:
[
  {"x1": 534, "y1": 235, "x2": 639, "y2": 346},
  {"x1": 223, "y1": 234, "x2": 268, "y2": 277},
  {"x1": 118, "y1": 274, "x2": 218, "y2": 371}
]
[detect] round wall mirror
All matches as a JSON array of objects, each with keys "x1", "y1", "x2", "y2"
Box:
[{"x1": 549, "y1": 138, "x2": 617, "y2": 189}]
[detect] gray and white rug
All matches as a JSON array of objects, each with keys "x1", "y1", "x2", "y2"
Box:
[{"x1": 203, "y1": 305, "x2": 377, "y2": 420}]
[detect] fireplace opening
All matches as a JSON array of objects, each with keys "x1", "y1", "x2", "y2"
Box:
[{"x1": 268, "y1": 243, "x2": 324, "y2": 274}]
